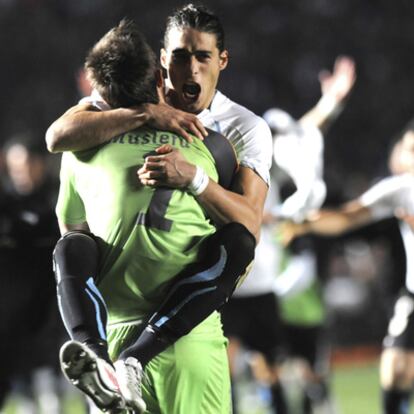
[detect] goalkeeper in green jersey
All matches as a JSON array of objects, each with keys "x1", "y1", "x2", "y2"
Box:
[{"x1": 53, "y1": 19, "x2": 255, "y2": 414}]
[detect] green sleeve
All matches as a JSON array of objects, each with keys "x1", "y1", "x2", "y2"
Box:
[{"x1": 55, "y1": 153, "x2": 86, "y2": 225}]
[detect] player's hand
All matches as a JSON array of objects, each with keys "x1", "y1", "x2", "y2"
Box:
[
  {"x1": 137, "y1": 144, "x2": 196, "y2": 189},
  {"x1": 319, "y1": 55, "x2": 356, "y2": 104},
  {"x1": 143, "y1": 102, "x2": 208, "y2": 143},
  {"x1": 395, "y1": 207, "x2": 414, "y2": 230},
  {"x1": 277, "y1": 220, "x2": 307, "y2": 246}
]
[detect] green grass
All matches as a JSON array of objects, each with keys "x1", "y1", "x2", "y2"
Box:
[
  {"x1": 332, "y1": 360, "x2": 414, "y2": 414},
  {"x1": 332, "y1": 362, "x2": 382, "y2": 414}
]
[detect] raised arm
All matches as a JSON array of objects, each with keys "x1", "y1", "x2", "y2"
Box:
[
  {"x1": 280, "y1": 200, "x2": 373, "y2": 245},
  {"x1": 299, "y1": 55, "x2": 356, "y2": 132},
  {"x1": 305, "y1": 200, "x2": 372, "y2": 235},
  {"x1": 46, "y1": 102, "x2": 208, "y2": 153}
]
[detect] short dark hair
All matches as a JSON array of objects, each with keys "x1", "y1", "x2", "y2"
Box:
[
  {"x1": 401, "y1": 118, "x2": 414, "y2": 137},
  {"x1": 164, "y1": 3, "x2": 225, "y2": 52},
  {"x1": 85, "y1": 19, "x2": 159, "y2": 108}
]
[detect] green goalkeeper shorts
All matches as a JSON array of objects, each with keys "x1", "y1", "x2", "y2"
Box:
[{"x1": 107, "y1": 311, "x2": 232, "y2": 414}]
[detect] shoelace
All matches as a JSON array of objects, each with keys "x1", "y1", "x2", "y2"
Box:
[{"x1": 124, "y1": 360, "x2": 143, "y2": 397}]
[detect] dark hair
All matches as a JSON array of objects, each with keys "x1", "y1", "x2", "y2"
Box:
[
  {"x1": 388, "y1": 118, "x2": 414, "y2": 154},
  {"x1": 164, "y1": 3, "x2": 225, "y2": 52},
  {"x1": 85, "y1": 19, "x2": 159, "y2": 108},
  {"x1": 400, "y1": 118, "x2": 414, "y2": 137}
]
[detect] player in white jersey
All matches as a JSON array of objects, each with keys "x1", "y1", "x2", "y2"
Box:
[
  {"x1": 46, "y1": 3, "x2": 272, "y2": 410},
  {"x1": 221, "y1": 56, "x2": 356, "y2": 414},
  {"x1": 283, "y1": 120, "x2": 414, "y2": 414}
]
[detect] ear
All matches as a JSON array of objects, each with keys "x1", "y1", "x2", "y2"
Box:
[
  {"x1": 160, "y1": 48, "x2": 168, "y2": 69},
  {"x1": 219, "y1": 50, "x2": 229, "y2": 71},
  {"x1": 155, "y1": 69, "x2": 164, "y2": 88},
  {"x1": 155, "y1": 69, "x2": 166, "y2": 103}
]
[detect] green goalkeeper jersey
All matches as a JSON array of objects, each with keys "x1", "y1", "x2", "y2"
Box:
[{"x1": 56, "y1": 127, "x2": 237, "y2": 325}]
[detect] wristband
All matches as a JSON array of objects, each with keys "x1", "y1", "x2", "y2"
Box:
[{"x1": 188, "y1": 166, "x2": 209, "y2": 196}]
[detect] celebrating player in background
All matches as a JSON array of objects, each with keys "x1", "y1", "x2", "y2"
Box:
[
  {"x1": 221, "y1": 56, "x2": 356, "y2": 414},
  {"x1": 48, "y1": 4, "x2": 272, "y2": 413},
  {"x1": 282, "y1": 120, "x2": 414, "y2": 414}
]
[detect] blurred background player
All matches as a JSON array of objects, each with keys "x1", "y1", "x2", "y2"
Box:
[
  {"x1": 281, "y1": 119, "x2": 414, "y2": 414},
  {"x1": 0, "y1": 133, "x2": 63, "y2": 413},
  {"x1": 221, "y1": 56, "x2": 356, "y2": 414}
]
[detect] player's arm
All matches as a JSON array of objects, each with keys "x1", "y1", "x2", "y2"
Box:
[
  {"x1": 281, "y1": 200, "x2": 373, "y2": 245},
  {"x1": 306, "y1": 200, "x2": 372, "y2": 234},
  {"x1": 299, "y1": 55, "x2": 356, "y2": 132},
  {"x1": 138, "y1": 145, "x2": 267, "y2": 241},
  {"x1": 46, "y1": 103, "x2": 149, "y2": 153},
  {"x1": 197, "y1": 166, "x2": 267, "y2": 241},
  {"x1": 46, "y1": 102, "x2": 208, "y2": 153}
]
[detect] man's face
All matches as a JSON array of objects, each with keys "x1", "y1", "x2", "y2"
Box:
[
  {"x1": 5, "y1": 144, "x2": 44, "y2": 194},
  {"x1": 161, "y1": 27, "x2": 228, "y2": 114},
  {"x1": 389, "y1": 131, "x2": 414, "y2": 175},
  {"x1": 400, "y1": 131, "x2": 414, "y2": 174}
]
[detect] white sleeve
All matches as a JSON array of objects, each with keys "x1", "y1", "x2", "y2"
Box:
[
  {"x1": 79, "y1": 90, "x2": 110, "y2": 111},
  {"x1": 359, "y1": 175, "x2": 406, "y2": 220},
  {"x1": 273, "y1": 251, "x2": 316, "y2": 297},
  {"x1": 273, "y1": 123, "x2": 326, "y2": 221},
  {"x1": 234, "y1": 117, "x2": 273, "y2": 186},
  {"x1": 198, "y1": 92, "x2": 273, "y2": 185}
]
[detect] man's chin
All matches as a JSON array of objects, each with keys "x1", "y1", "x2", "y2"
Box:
[{"x1": 180, "y1": 99, "x2": 203, "y2": 114}]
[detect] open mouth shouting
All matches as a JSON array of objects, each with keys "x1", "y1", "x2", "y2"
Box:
[{"x1": 182, "y1": 82, "x2": 201, "y2": 103}]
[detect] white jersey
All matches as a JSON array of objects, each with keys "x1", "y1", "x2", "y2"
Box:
[
  {"x1": 198, "y1": 90, "x2": 273, "y2": 185},
  {"x1": 79, "y1": 89, "x2": 110, "y2": 111},
  {"x1": 360, "y1": 174, "x2": 414, "y2": 293}
]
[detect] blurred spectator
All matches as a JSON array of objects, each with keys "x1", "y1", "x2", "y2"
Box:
[{"x1": 0, "y1": 133, "x2": 63, "y2": 412}]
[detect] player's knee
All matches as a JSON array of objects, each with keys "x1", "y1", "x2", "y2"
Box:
[
  {"x1": 388, "y1": 367, "x2": 412, "y2": 389},
  {"x1": 54, "y1": 230, "x2": 98, "y2": 262},
  {"x1": 53, "y1": 231, "x2": 99, "y2": 283},
  {"x1": 221, "y1": 222, "x2": 256, "y2": 258},
  {"x1": 384, "y1": 352, "x2": 414, "y2": 389}
]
